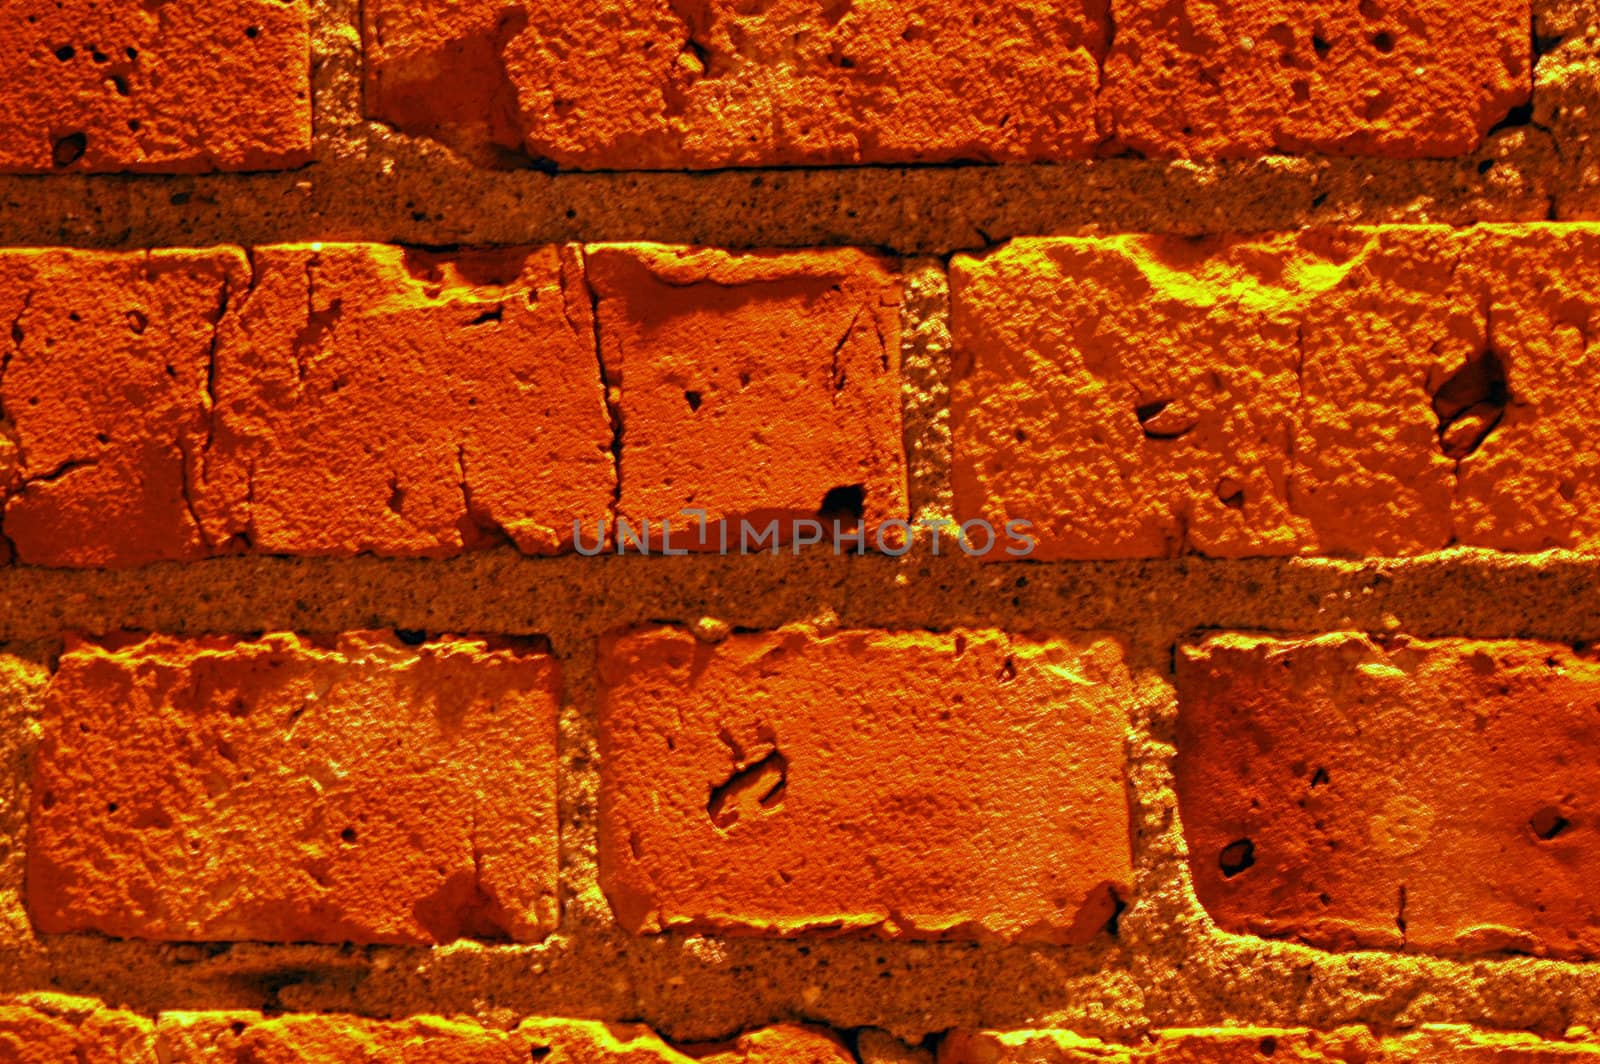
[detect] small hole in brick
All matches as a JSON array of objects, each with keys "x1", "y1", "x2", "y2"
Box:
[
  {"x1": 1530, "y1": 806, "x2": 1571, "y2": 840},
  {"x1": 530, "y1": 1049, "x2": 552, "y2": 1061},
  {"x1": 91, "y1": 48, "x2": 108, "y2": 63},
  {"x1": 1219, "y1": 838, "x2": 1255, "y2": 877},
  {"x1": 395, "y1": 629, "x2": 427, "y2": 646},
  {"x1": 340, "y1": 827, "x2": 357, "y2": 844},
  {"x1": 110, "y1": 74, "x2": 129, "y2": 96},
  {"x1": 1216, "y1": 477, "x2": 1246, "y2": 510},
  {"x1": 126, "y1": 309, "x2": 148, "y2": 334},
  {"x1": 1312, "y1": 34, "x2": 1331, "y2": 57},
  {"x1": 387, "y1": 477, "x2": 405, "y2": 514},
  {"x1": 1259, "y1": 1036, "x2": 1278, "y2": 1056},
  {"x1": 126, "y1": 46, "x2": 139, "y2": 60},
  {"x1": 107, "y1": 802, "x2": 119, "y2": 814},
  {"x1": 996, "y1": 656, "x2": 1017, "y2": 683},
  {"x1": 707, "y1": 749, "x2": 788, "y2": 829},
  {"x1": 1478, "y1": 158, "x2": 1495, "y2": 174},
  {"x1": 52, "y1": 132, "x2": 87, "y2": 167},
  {"x1": 40, "y1": 792, "x2": 55, "y2": 810},
  {"x1": 818, "y1": 483, "x2": 865, "y2": 523},
  {"x1": 1136, "y1": 397, "x2": 1199, "y2": 439},
  {"x1": 684, "y1": 389, "x2": 703, "y2": 412},
  {"x1": 54, "y1": 44, "x2": 75, "y2": 61},
  {"x1": 1291, "y1": 79, "x2": 1311, "y2": 103},
  {"x1": 246, "y1": 25, "x2": 260, "y2": 38},
  {"x1": 1371, "y1": 30, "x2": 1395, "y2": 52},
  {"x1": 1433, "y1": 348, "x2": 1509, "y2": 458},
  {"x1": 1311, "y1": 766, "x2": 1330, "y2": 787}
]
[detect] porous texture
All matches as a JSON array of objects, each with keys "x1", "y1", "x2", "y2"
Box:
[
  {"x1": 362, "y1": 0, "x2": 1108, "y2": 168},
  {"x1": 596, "y1": 625, "x2": 1131, "y2": 942},
  {"x1": 29, "y1": 632, "x2": 560, "y2": 945},
  {"x1": 0, "y1": 0, "x2": 311, "y2": 173},
  {"x1": 1177, "y1": 632, "x2": 1600, "y2": 960},
  {"x1": 589, "y1": 245, "x2": 907, "y2": 550},
  {"x1": 949, "y1": 226, "x2": 1600, "y2": 560}
]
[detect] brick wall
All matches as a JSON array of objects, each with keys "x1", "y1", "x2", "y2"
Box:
[{"x1": 2, "y1": 0, "x2": 1600, "y2": 1060}]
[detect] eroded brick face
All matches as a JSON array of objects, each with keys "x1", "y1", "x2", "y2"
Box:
[
  {"x1": 0, "y1": 244, "x2": 614, "y2": 566},
  {"x1": 1177, "y1": 633, "x2": 1600, "y2": 959},
  {"x1": 0, "y1": 0, "x2": 311, "y2": 173},
  {"x1": 951, "y1": 226, "x2": 1600, "y2": 560},
  {"x1": 361, "y1": 0, "x2": 1107, "y2": 169},
  {"x1": 596, "y1": 625, "x2": 1131, "y2": 942},
  {"x1": 1102, "y1": 0, "x2": 1530, "y2": 158},
  {"x1": 28, "y1": 632, "x2": 560, "y2": 945},
  {"x1": 589, "y1": 245, "x2": 907, "y2": 550}
]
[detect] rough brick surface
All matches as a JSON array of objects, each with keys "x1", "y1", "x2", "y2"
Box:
[
  {"x1": 195, "y1": 243, "x2": 614, "y2": 558},
  {"x1": 0, "y1": 0, "x2": 311, "y2": 173},
  {"x1": 162, "y1": 1013, "x2": 852, "y2": 1062},
  {"x1": 1102, "y1": 0, "x2": 1530, "y2": 158},
  {"x1": 951, "y1": 227, "x2": 1600, "y2": 560},
  {"x1": 1177, "y1": 632, "x2": 1600, "y2": 959},
  {"x1": 28, "y1": 632, "x2": 560, "y2": 945},
  {"x1": 596, "y1": 625, "x2": 1131, "y2": 941},
  {"x1": 362, "y1": 0, "x2": 1107, "y2": 169},
  {"x1": 0, "y1": 244, "x2": 614, "y2": 566},
  {"x1": 0, "y1": 249, "x2": 242, "y2": 568},
  {"x1": 589, "y1": 246, "x2": 906, "y2": 550},
  {"x1": 0, "y1": 998, "x2": 153, "y2": 1063},
  {"x1": 939, "y1": 1026, "x2": 1600, "y2": 1061}
]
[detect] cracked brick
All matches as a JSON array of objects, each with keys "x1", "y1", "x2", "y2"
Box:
[
  {"x1": 596, "y1": 625, "x2": 1131, "y2": 942},
  {"x1": 0, "y1": 0, "x2": 311, "y2": 173},
  {"x1": 27, "y1": 632, "x2": 560, "y2": 945},
  {"x1": 361, "y1": 0, "x2": 1107, "y2": 169}
]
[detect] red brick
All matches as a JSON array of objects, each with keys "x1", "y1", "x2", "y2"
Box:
[
  {"x1": 588, "y1": 246, "x2": 906, "y2": 550},
  {"x1": 596, "y1": 625, "x2": 1131, "y2": 941},
  {"x1": 28, "y1": 632, "x2": 560, "y2": 945},
  {"x1": 194, "y1": 243, "x2": 614, "y2": 558},
  {"x1": 1102, "y1": 0, "x2": 1529, "y2": 158},
  {"x1": 158, "y1": 1013, "x2": 851, "y2": 1063},
  {"x1": 0, "y1": 244, "x2": 614, "y2": 566},
  {"x1": 0, "y1": 248, "x2": 245, "y2": 568},
  {"x1": 950, "y1": 228, "x2": 1600, "y2": 560},
  {"x1": 938, "y1": 1026, "x2": 1600, "y2": 1061},
  {"x1": 0, "y1": 1, "x2": 310, "y2": 173},
  {"x1": 1177, "y1": 633, "x2": 1600, "y2": 959},
  {"x1": 362, "y1": 1, "x2": 1107, "y2": 169}
]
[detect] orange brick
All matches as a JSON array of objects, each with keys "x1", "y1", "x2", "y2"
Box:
[
  {"x1": 194, "y1": 244, "x2": 614, "y2": 558},
  {"x1": 0, "y1": 999, "x2": 153, "y2": 1064},
  {"x1": 947, "y1": 228, "x2": 1600, "y2": 560},
  {"x1": 0, "y1": 1, "x2": 310, "y2": 173},
  {"x1": 588, "y1": 246, "x2": 906, "y2": 550},
  {"x1": 596, "y1": 625, "x2": 1131, "y2": 942},
  {"x1": 158, "y1": 1013, "x2": 851, "y2": 1063},
  {"x1": 1177, "y1": 633, "x2": 1600, "y2": 959},
  {"x1": 362, "y1": 1, "x2": 1107, "y2": 169},
  {"x1": 29, "y1": 632, "x2": 560, "y2": 945},
  {"x1": 1102, "y1": 0, "x2": 1529, "y2": 158},
  {"x1": 0, "y1": 248, "x2": 243, "y2": 568},
  {"x1": 938, "y1": 1026, "x2": 1600, "y2": 1061}
]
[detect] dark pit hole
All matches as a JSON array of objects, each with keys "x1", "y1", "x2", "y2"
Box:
[
  {"x1": 1530, "y1": 806, "x2": 1571, "y2": 840},
  {"x1": 1432, "y1": 348, "x2": 1509, "y2": 458},
  {"x1": 1478, "y1": 158, "x2": 1495, "y2": 174},
  {"x1": 530, "y1": 1049, "x2": 552, "y2": 1061},
  {"x1": 1310, "y1": 766, "x2": 1330, "y2": 787},
  {"x1": 91, "y1": 49, "x2": 108, "y2": 63},
  {"x1": 818, "y1": 483, "x2": 865, "y2": 524},
  {"x1": 110, "y1": 74, "x2": 129, "y2": 96},
  {"x1": 707, "y1": 750, "x2": 788, "y2": 830},
  {"x1": 127, "y1": 309, "x2": 148, "y2": 334},
  {"x1": 340, "y1": 827, "x2": 357, "y2": 844},
  {"x1": 1371, "y1": 30, "x2": 1395, "y2": 52},
  {"x1": 1488, "y1": 102, "x2": 1536, "y2": 133},
  {"x1": 1219, "y1": 837, "x2": 1255, "y2": 877},
  {"x1": 466, "y1": 306, "x2": 502, "y2": 326},
  {"x1": 246, "y1": 25, "x2": 260, "y2": 38},
  {"x1": 1259, "y1": 1036, "x2": 1278, "y2": 1056},
  {"x1": 684, "y1": 389, "x2": 703, "y2": 412},
  {"x1": 1135, "y1": 398, "x2": 1171, "y2": 423},
  {"x1": 996, "y1": 656, "x2": 1017, "y2": 683},
  {"x1": 54, "y1": 44, "x2": 75, "y2": 61},
  {"x1": 52, "y1": 132, "x2": 88, "y2": 168},
  {"x1": 395, "y1": 628, "x2": 427, "y2": 646},
  {"x1": 1312, "y1": 34, "x2": 1331, "y2": 57}
]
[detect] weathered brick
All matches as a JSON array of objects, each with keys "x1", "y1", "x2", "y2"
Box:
[
  {"x1": 362, "y1": 1, "x2": 1107, "y2": 169},
  {"x1": 29, "y1": 632, "x2": 560, "y2": 945},
  {"x1": 1102, "y1": 0, "x2": 1529, "y2": 158},
  {"x1": 194, "y1": 243, "x2": 613, "y2": 558},
  {"x1": 596, "y1": 625, "x2": 1131, "y2": 941},
  {"x1": 0, "y1": 248, "x2": 244, "y2": 568},
  {"x1": 158, "y1": 1013, "x2": 851, "y2": 1063},
  {"x1": 951, "y1": 227, "x2": 1600, "y2": 560},
  {"x1": 588, "y1": 246, "x2": 906, "y2": 550},
  {"x1": 0, "y1": 997, "x2": 153, "y2": 1064},
  {"x1": 0, "y1": 1, "x2": 311, "y2": 173},
  {"x1": 939, "y1": 1026, "x2": 1600, "y2": 1061},
  {"x1": 0, "y1": 244, "x2": 613, "y2": 566},
  {"x1": 1177, "y1": 633, "x2": 1600, "y2": 959}
]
